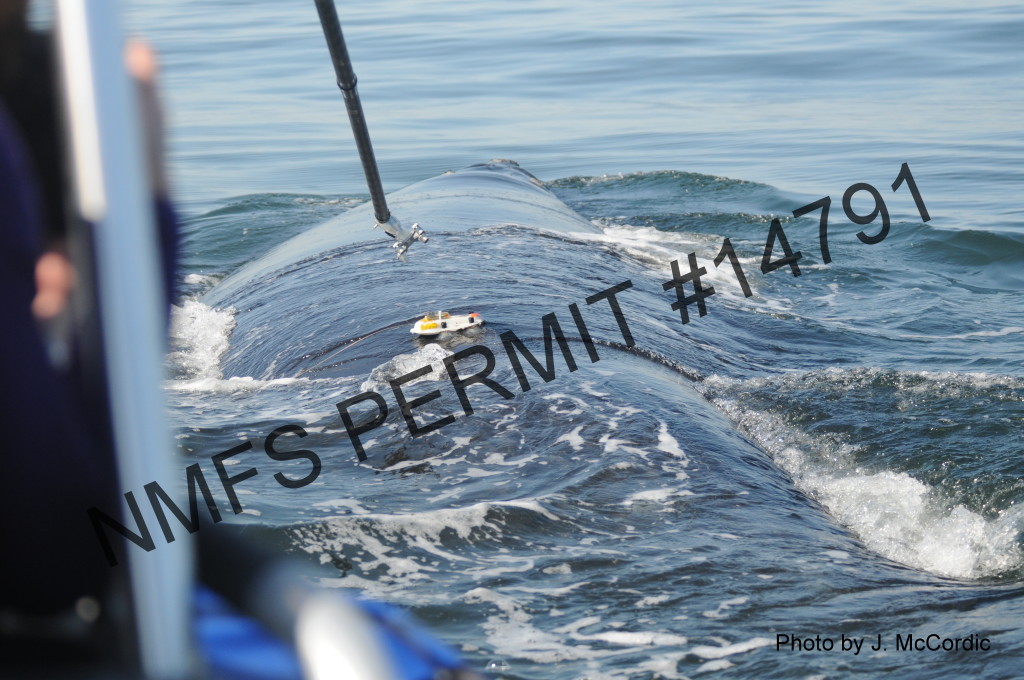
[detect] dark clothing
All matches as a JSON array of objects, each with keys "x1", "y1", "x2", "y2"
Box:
[
  {"x1": 0, "y1": 101, "x2": 111, "y2": 613},
  {"x1": 0, "y1": 30, "x2": 67, "y2": 244}
]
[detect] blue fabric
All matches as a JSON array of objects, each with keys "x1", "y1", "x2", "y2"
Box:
[
  {"x1": 193, "y1": 587, "x2": 476, "y2": 680},
  {"x1": 355, "y1": 598, "x2": 467, "y2": 674},
  {"x1": 193, "y1": 587, "x2": 304, "y2": 680}
]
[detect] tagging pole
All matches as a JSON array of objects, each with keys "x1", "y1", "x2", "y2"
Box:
[{"x1": 313, "y1": 0, "x2": 427, "y2": 260}]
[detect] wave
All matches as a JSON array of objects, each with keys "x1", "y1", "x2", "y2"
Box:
[{"x1": 699, "y1": 367, "x2": 1024, "y2": 579}]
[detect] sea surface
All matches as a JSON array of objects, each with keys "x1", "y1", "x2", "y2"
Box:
[{"x1": 126, "y1": 0, "x2": 1022, "y2": 677}]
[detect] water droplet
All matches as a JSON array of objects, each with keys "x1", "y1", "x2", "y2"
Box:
[{"x1": 486, "y1": 658, "x2": 511, "y2": 672}]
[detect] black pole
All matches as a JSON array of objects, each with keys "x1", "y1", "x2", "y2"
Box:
[{"x1": 314, "y1": 0, "x2": 390, "y2": 225}]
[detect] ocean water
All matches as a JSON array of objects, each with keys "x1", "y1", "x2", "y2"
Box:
[{"x1": 127, "y1": 0, "x2": 1022, "y2": 677}]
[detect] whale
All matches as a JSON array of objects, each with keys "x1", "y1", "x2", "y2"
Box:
[
  {"x1": 197, "y1": 159, "x2": 634, "y2": 383},
  {"x1": 190, "y1": 158, "x2": 828, "y2": 534},
  {"x1": 203, "y1": 160, "x2": 599, "y2": 308}
]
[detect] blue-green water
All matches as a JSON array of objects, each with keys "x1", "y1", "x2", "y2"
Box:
[{"x1": 131, "y1": 0, "x2": 1024, "y2": 677}]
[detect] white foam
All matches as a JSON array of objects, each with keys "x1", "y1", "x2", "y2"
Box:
[
  {"x1": 542, "y1": 393, "x2": 590, "y2": 416},
  {"x1": 542, "y1": 563, "x2": 573, "y2": 575},
  {"x1": 552, "y1": 616, "x2": 602, "y2": 635},
  {"x1": 896, "y1": 325, "x2": 1024, "y2": 341},
  {"x1": 635, "y1": 594, "x2": 670, "y2": 608},
  {"x1": 696, "y1": 659, "x2": 735, "y2": 672},
  {"x1": 579, "y1": 381, "x2": 609, "y2": 398},
  {"x1": 463, "y1": 588, "x2": 612, "y2": 663},
  {"x1": 704, "y1": 366, "x2": 1024, "y2": 397},
  {"x1": 166, "y1": 374, "x2": 314, "y2": 394},
  {"x1": 303, "y1": 504, "x2": 491, "y2": 583},
  {"x1": 570, "y1": 220, "x2": 778, "y2": 308},
  {"x1": 168, "y1": 299, "x2": 236, "y2": 381},
  {"x1": 579, "y1": 630, "x2": 689, "y2": 647},
  {"x1": 507, "y1": 583, "x2": 587, "y2": 598},
  {"x1": 360, "y1": 343, "x2": 454, "y2": 392},
  {"x1": 702, "y1": 370, "x2": 1024, "y2": 579},
  {"x1": 313, "y1": 498, "x2": 370, "y2": 515},
  {"x1": 465, "y1": 560, "x2": 536, "y2": 580},
  {"x1": 657, "y1": 421, "x2": 688, "y2": 461},
  {"x1": 302, "y1": 499, "x2": 560, "y2": 587},
  {"x1": 166, "y1": 300, "x2": 320, "y2": 394},
  {"x1": 635, "y1": 654, "x2": 689, "y2": 679},
  {"x1": 464, "y1": 588, "x2": 689, "y2": 665},
  {"x1": 556, "y1": 425, "x2": 586, "y2": 451},
  {"x1": 814, "y1": 471, "x2": 1021, "y2": 578},
  {"x1": 622, "y1": 488, "x2": 689, "y2": 507},
  {"x1": 688, "y1": 637, "x2": 774, "y2": 659},
  {"x1": 464, "y1": 467, "x2": 501, "y2": 478},
  {"x1": 822, "y1": 550, "x2": 849, "y2": 560},
  {"x1": 183, "y1": 272, "x2": 220, "y2": 286},
  {"x1": 701, "y1": 597, "x2": 748, "y2": 619}
]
